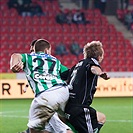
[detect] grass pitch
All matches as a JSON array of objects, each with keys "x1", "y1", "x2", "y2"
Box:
[{"x1": 0, "y1": 97, "x2": 132, "y2": 133}]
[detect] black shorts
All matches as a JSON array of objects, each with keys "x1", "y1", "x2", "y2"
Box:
[{"x1": 65, "y1": 104, "x2": 98, "y2": 133}]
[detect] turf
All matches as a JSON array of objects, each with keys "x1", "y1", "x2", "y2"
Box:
[{"x1": 0, "y1": 97, "x2": 132, "y2": 133}]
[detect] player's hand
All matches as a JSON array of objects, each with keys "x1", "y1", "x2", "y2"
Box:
[
  {"x1": 100, "y1": 72, "x2": 110, "y2": 80},
  {"x1": 10, "y1": 62, "x2": 23, "y2": 73}
]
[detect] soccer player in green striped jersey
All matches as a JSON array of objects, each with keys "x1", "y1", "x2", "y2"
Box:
[
  {"x1": 10, "y1": 39, "x2": 71, "y2": 133},
  {"x1": 17, "y1": 39, "x2": 73, "y2": 133}
]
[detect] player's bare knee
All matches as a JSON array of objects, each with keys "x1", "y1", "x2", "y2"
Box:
[
  {"x1": 97, "y1": 111, "x2": 106, "y2": 124},
  {"x1": 101, "y1": 113, "x2": 106, "y2": 123},
  {"x1": 67, "y1": 129, "x2": 74, "y2": 133}
]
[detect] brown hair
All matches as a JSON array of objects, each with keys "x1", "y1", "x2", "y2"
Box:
[
  {"x1": 30, "y1": 39, "x2": 37, "y2": 46},
  {"x1": 34, "y1": 39, "x2": 50, "y2": 52},
  {"x1": 83, "y1": 41, "x2": 103, "y2": 60}
]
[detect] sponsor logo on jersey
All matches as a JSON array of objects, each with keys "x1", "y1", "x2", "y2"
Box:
[{"x1": 34, "y1": 72, "x2": 57, "y2": 80}]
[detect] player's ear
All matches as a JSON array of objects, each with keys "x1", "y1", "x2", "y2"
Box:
[{"x1": 44, "y1": 48, "x2": 49, "y2": 54}]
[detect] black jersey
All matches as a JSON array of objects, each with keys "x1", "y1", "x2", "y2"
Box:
[{"x1": 67, "y1": 57, "x2": 100, "y2": 106}]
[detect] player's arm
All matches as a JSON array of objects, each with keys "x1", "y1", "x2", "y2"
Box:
[
  {"x1": 91, "y1": 66, "x2": 110, "y2": 80},
  {"x1": 10, "y1": 53, "x2": 23, "y2": 73},
  {"x1": 59, "y1": 63, "x2": 70, "y2": 81},
  {"x1": 60, "y1": 69, "x2": 70, "y2": 81}
]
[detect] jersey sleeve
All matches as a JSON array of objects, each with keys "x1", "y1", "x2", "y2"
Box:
[
  {"x1": 60, "y1": 64, "x2": 68, "y2": 73},
  {"x1": 21, "y1": 54, "x2": 26, "y2": 63},
  {"x1": 90, "y1": 58, "x2": 101, "y2": 68},
  {"x1": 21, "y1": 54, "x2": 27, "y2": 70}
]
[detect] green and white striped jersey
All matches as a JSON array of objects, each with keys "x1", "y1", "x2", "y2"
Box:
[{"x1": 21, "y1": 52, "x2": 68, "y2": 95}]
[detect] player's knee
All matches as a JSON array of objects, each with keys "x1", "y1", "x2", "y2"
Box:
[
  {"x1": 97, "y1": 112, "x2": 106, "y2": 124},
  {"x1": 101, "y1": 113, "x2": 106, "y2": 123},
  {"x1": 67, "y1": 129, "x2": 74, "y2": 133}
]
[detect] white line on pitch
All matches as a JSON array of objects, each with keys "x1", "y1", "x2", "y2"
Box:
[
  {"x1": 0, "y1": 114, "x2": 28, "y2": 118},
  {"x1": 0, "y1": 110, "x2": 28, "y2": 114},
  {"x1": 0, "y1": 114, "x2": 132, "y2": 123},
  {"x1": 106, "y1": 120, "x2": 133, "y2": 122}
]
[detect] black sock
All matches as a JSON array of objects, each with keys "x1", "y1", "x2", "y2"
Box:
[{"x1": 97, "y1": 123, "x2": 103, "y2": 133}]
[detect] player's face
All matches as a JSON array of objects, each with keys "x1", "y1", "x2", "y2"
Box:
[{"x1": 99, "y1": 48, "x2": 104, "y2": 63}]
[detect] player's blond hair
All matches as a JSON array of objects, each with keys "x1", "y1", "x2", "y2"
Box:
[{"x1": 83, "y1": 41, "x2": 103, "y2": 60}]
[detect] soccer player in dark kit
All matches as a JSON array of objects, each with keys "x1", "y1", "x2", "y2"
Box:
[{"x1": 65, "y1": 41, "x2": 110, "y2": 133}]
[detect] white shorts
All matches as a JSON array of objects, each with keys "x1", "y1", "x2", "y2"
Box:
[
  {"x1": 44, "y1": 113, "x2": 71, "y2": 133},
  {"x1": 27, "y1": 85, "x2": 69, "y2": 130}
]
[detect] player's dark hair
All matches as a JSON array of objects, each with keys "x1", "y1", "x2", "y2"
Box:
[
  {"x1": 30, "y1": 39, "x2": 37, "y2": 46},
  {"x1": 35, "y1": 39, "x2": 50, "y2": 52}
]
